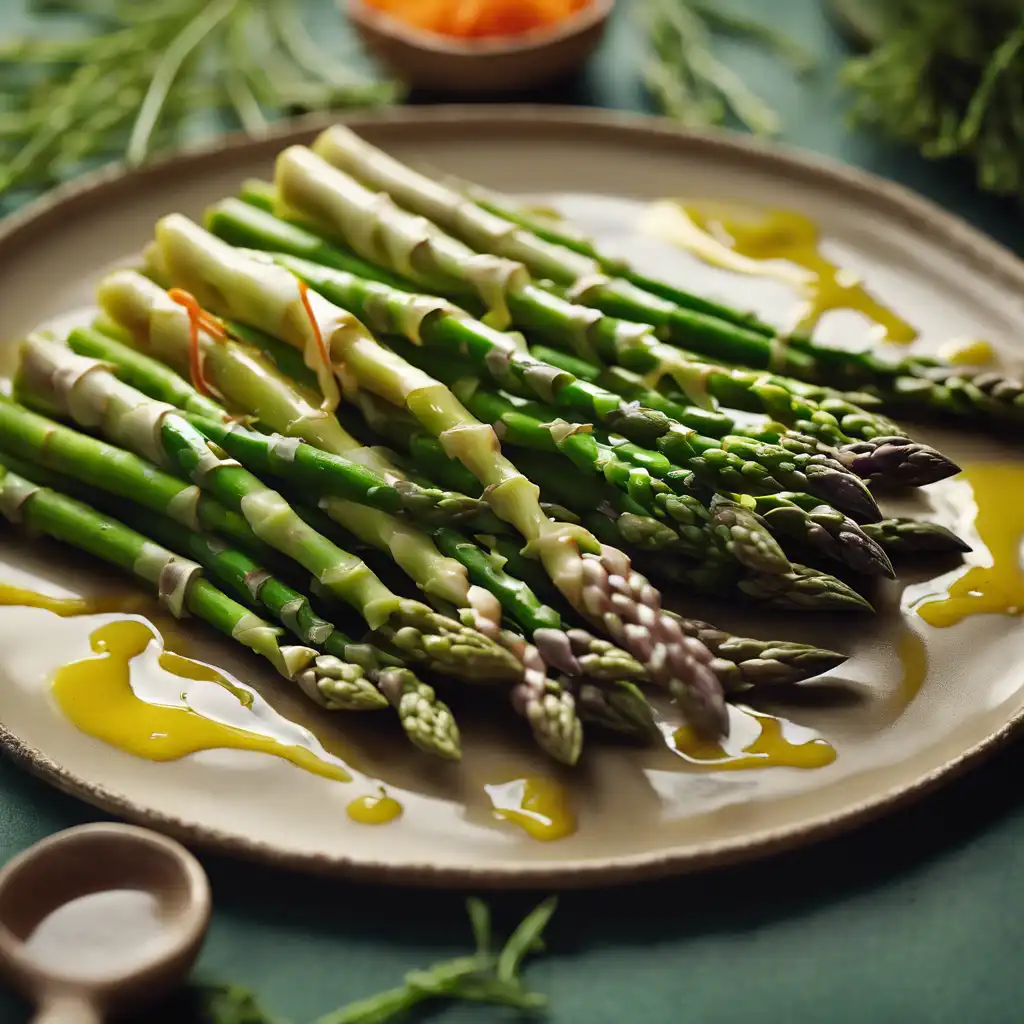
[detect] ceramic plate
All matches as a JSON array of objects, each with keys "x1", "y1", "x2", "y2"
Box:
[{"x1": 1, "y1": 107, "x2": 1022, "y2": 887}]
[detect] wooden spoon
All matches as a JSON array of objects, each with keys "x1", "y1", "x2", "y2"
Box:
[{"x1": 0, "y1": 823, "x2": 211, "y2": 1023}]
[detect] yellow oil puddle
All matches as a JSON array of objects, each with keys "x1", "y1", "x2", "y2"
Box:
[
  {"x1": 0, "y1": 582, "x2": 152, "y2": 618},
  {"x1": 0, "y1": 583, "x2": 193, "y2": 655},
  {"x1": 938, "y1": 338, "x2": 994, "y2": 366},
  {"x1": 670, "y1": 705, "x2": 836, "y2": 771},
  {"x1": 485, "y1": 776, "x2": 576, "y2": 841},
  {"x1": 914, "y1": 463, "x2": 1024, "y2": 627},
  {"x1": 52, "y1": 618, "x2": 350, "y2": 782},
  {"x1": 642, "y1": 200, "x2": 917, "y2": 344},
  {"x1": 346, "y1": 792, "x2": 403, "y2": 825},
  {"x1": 895, "y1": 629, "x2": 929, "y2": 708}
]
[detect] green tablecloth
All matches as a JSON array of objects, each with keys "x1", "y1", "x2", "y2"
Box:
[{"x1": 3, "y1": 3, "x2": 1024, "y2": 1021}]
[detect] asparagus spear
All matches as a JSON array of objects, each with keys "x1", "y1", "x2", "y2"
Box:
[
  {"x1": 354, "y1": 337, "x2": 791, "y2": 569},
  {"x1": 862, "y1": 518, "x2": 972, "y2": 557},
  {"x1": 346, "y1": 139, "x2": 1024, "y2": 433},
  {"x1": 273, "y1": 252, "x2": 876, "y2": 518},
  {"x1": 350, "y1": 386, "x2": 873, "y2": 610},
  {"x1": 529, "y1": 343, "x2": 957, "y2": 490},
  {"x1": 120, "y1": 507, "x2": 467, "y2": 758},
  {"x1": 679, "y1": 619, "x2": 846, "y2": 690},
  {"x1": 640, "y1": 554, "x2": 875, "y2": 613},
  {"x1": 730, "y1": 492, "x2": 894, "y2": 578},
  {"x1": 66, "y1": 325, "x2": 231, "y2": 423},
  {"x1": 233, "y1": 177, "x2": 1009, "y2": 438},
  {"x1": 358, "y1": 368, "x2": 891, "y2": 585},
  {"x1": 0, "y1": 459, "x2": 361, "y2": 701},
  {"x1": 570, "y1": 679, "x2": 658, "y2": 740},
  {"x1": 10, "y1": 449, "x2": 469, "y2": 759},
  {"x1": 2, "y1": 376, "x2": 519, "y2": 689},
  {"x1": 154, "y1": 215, "x2": 729, "y2": 737},
  {"x1": 184, "y1": 411, "x2": 484, "y2": 525},
  {"x1": 310, "y1": 125, "x2": 806, "y2": 363},
  {"x1": 215, "y1": 193, "x2": 956, "y2": 492},
  {"x1": 306, "y1": 494, "x2": 584, "y2": 764},
  {"x1": 481, "y1": 530, "x2": 854, "y2": 673},
  {"x1": 348, "y1": 387, "x2": 793, "y2": 586},
  {"x1": 96, "y1": 272, "x2": 638, "y2": 689}
]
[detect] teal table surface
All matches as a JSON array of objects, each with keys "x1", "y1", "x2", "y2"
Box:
[{"x1": 3, "y1": 2, "x2": 1024, "y2": 1022}]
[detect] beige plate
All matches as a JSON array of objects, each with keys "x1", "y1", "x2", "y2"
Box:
[{"x1": 1, "y1": 107, "x2": 1023, "y2": 888}]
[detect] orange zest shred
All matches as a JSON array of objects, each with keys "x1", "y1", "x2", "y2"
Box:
[
  {"x1": 362, "y1": 0, "x2": 592, "y2": 39},
  {"x1": 168, "y1": 288, "x2": 224, "y2": 399},
  {"x1": 296, "y1": 281, "x2": 337, "y2": 408}
]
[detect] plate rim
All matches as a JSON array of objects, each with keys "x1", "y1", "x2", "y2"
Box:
[{"x1": 3, "y1": 104, "x2": 1023, "y2": 889}]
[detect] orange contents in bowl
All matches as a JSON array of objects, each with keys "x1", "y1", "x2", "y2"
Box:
[{"x1": 361, "y1": 0, "x2": 593, "y2": 39}]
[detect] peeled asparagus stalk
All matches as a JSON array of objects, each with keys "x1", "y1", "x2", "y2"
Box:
[{"x1": 0, "y1": 459, "x2": 359, "y2": 702}]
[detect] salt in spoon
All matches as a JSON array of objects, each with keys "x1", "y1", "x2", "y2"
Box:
[{"x1": 0, "y1": 822, "x2": 211, "y2": 1023}]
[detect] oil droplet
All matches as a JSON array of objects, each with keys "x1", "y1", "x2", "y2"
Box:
[
  {"x1": 53, "y1": 619, "x2": 349, "y2": 782},
  {"x1": 0, "y1": 583, "x2": 194, "y2": 656},
  {"x1": 895, "y1": 629, "x2": 929, "y2": 708},
  {"x1": 24, "y1": 889, "x2": 170, "y2": 981},
  {"x1": 485, "y1": 777, "x2": 576, "y2": 841},
  {"x1": 347, "y1": 793, "x2": 403, "y2": 825},
  {"x1": 642, "y1": 200, "x2": 917, "y2": 344},
  {"x1": 938, "y1": 338, "x2": 994, "y2": 366},
  {"x1": 915, "y1": 463, "x2": 1024, "y2": 627},
  {"x1": 0, "y1": 582, "x2": 153, "y2": 618},
  {"x1": 670, "y1": 706, "x2": 836, "y2": 770}
]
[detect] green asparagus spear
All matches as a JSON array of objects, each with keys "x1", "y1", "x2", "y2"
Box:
[
  {"x1": 0, "y1": 459, "x2": 360, "y2": 699},
  {"x1": 862, "y1": 518, "x2": 972, "y2": 557},
  {"x1": 735, "y1": 492, "x2": 895, "y2": 578},
  {"x1": 7, "y1": 449, "x2": 467, "y2": 759},
  {"x1": 154, "y1": 214, "x2": 729, "y2": 738},
  {"x1": 184, "y1": 411, "x2": 485, "y2": 525},
  {"x1": 570, "y1": 679, "x2": 659, "y2": 740},
  {"x1": 481, "y1": 531, "x2": 854, "y2": 672},
  {"x1": 529, "y1": 343, "x2": 958, "y2": 490},
  {"x1": 66, "y1": 325, "x2": 230, "y2": 423},
  {"x1": 272, "y1": 251, "x2": 875, "y2": 518},
  {"x1": 309, "y1": 125, "x2": 818, "y2": 367},
  {"x1": 217, "y1": 192, "x2": 954, "y2": 493},
  {"x1": 678, "y1": 619, "x2": 847, "y2": 690},
  {"x1": 222, "y1": 190, "x2": 958, "y2": 491},
  {"x1": 318, "y1": 131, "x2": 1022, "y2": 432}
]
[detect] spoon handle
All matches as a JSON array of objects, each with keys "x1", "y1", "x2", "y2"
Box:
[{"x1": 32, "y1": 996, "x2": 101, "y2": 1024}]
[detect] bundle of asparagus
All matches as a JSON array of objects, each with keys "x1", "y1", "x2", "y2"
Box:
[
  {"x1": 303, "y1": 125, "x2": 1024, "y2": 433},
  {"x1": 0, "y1": 126, "x2": 975, "y2": 768}
]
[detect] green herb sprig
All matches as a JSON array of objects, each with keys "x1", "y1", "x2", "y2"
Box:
[
  {"x1": 841, "y1": 0, "x2": 1024, "y2": 198},
  {"x1": 638, "y1": 0, "x2": 816, "y2": 135},
  {"x1": 163, "y1": 898, "x2": 557, "y2": 1024},
  {"x1": 0, "y1": 0, "x2": 401, "y2": 202}
]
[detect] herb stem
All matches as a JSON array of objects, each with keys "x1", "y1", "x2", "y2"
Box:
[{"x1": 126, "y1": 0, "x2": 238, "y2": 166}]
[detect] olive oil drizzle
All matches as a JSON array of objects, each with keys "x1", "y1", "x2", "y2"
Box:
[
  {"x1": 671, "y1": 706, "x2": 837, "y2": 771},
  {"x1": 643, "y1": 200, "x2": 918, "y2": 344}
]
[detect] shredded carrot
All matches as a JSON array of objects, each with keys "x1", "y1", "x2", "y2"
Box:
[
  {"x1": 296, "y1": 280, "x2": 339, "y2": 411},
  {"x1": 363, "y1": 0, "x2": 591, "y2": 38},
  {"x1": 297, "y1": 281, "x2": 332, "y2": 370},
  {"x1": 168, "y1": 288, "x2": 219, "y2": 399}
]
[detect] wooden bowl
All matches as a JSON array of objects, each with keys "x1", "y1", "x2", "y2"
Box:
[{"x1": 345, "y1": 0, "x2": 613, "y2": 95}]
